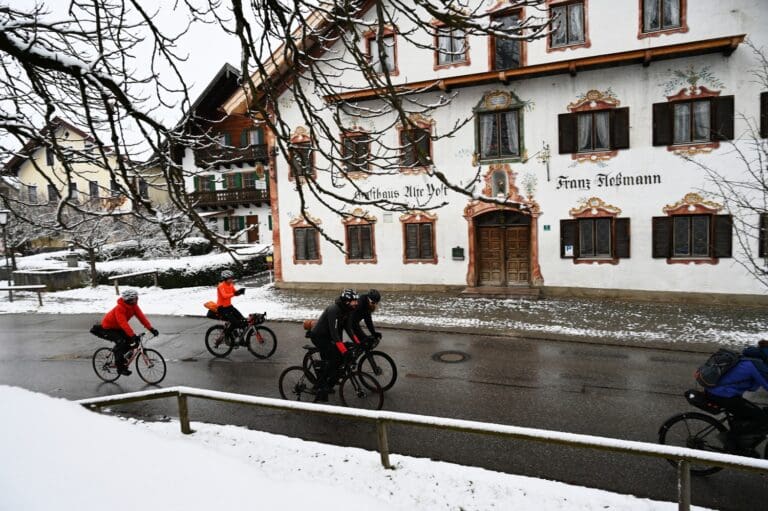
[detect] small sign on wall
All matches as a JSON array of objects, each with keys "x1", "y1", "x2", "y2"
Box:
[
  {"x1": 543, "y1": 225, "x2": 551, "y2": 231},
  {"x1": 564, "y1": 245, "x2": 574, "y2": 257}
]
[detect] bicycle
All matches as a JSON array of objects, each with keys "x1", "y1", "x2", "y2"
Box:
[
  {"x1": 204, "y1": 311, "x2": 277, "y2": 359},
  {"x1": 657, "y1": 389, "x2": 768, "y2": 475},
  {"x1": 92, "y1": 333, "x2": 166, "y2": 384},
  {"x1": 302, "y1": 337, "x2": 397, "y2": 391},
  {"x1": 278, "y1": 344, "x2": 384, "y2": 410}
]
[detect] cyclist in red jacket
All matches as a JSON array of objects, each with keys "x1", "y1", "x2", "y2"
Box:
[{"x1": 101, "y1": 289, "x2": 158, "y2": 375}]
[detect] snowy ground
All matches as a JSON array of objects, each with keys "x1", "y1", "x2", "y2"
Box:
[
  {"x1": 0, "y1": 386, "x2": 713, "y2": 511},
  {"x1": 2, "y1": 249, "x2": 767, "y2": 347}
]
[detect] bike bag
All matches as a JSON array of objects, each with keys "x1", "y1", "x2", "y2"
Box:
[
  {"x1": 684, "y1": 389, "x2": 724, "y2": 414},
  {"x1": 89, "y1": 324, "x2": 112, "y2": 341}
]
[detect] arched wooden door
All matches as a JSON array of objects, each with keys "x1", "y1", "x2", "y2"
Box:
[{"x1": 476, "y1": 211, "x2": 530, "y2": 286}]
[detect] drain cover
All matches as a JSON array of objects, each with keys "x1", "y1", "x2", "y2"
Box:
[{"x1": 432, "y1": 350, "x2": 470, "y2": 363}]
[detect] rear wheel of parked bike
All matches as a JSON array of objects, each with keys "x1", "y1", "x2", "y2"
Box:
[
  {"x1": 92, "y1": 347, "x2": 120, "y2": 382},
  {"x1": 358, "y1": 351, "x2": 397, "y2": 391},
  {"x1": 278, "y1": 366, "x2": 315, "y2": 401},
  {"x1": 135, "y1": 349, "x2": 167, "y2": 385},
  {"x1": 339, "y1": 371, "x2": 383, "y2": 410},
  {"x1": 245, "y1": 326, "x2": 277, "y2": 359},
  {"x1": 658, "y1": 412, "x2": 727, "y2": 476},
  {"x1": 205, "y1": 325, "x2": 234, "y2": 358}
]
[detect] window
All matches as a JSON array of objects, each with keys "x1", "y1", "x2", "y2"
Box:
[
  {"x1": 558, "y1": 108, "x2": 629, "y2": 154},
  {"x1": 400, "y1": 128, "x2": 431, "y2": 168},
  {"x1": 479, "y1": 110, "x2": 520, "y2": 160},
  {"x1": 138, "y1": 179, "x2": 149, "y2": 199},
  {"x1": 346, "y1": 224, "x2": 375, "y2": 261},
  {"x1": 27, "y1": 185, "x2": 37, "y2": 204},
  {"x1": 289, "y1": 142, "x2": 314, "y2": 179},
  {"x1": 491, "y1": 11, "x2": 521, "y2": 70},
  {"x1": 760, "y1": 213, "x2": 768, "y2": 259},
  {"x1": 89, "y1": 181, "x2": 99, "y2": 199},
  {"x1": 435, "y1": 26, "x2": 467, "y2": 66},
  {"x1": 342, "y1": 134, "x2": 370, "y2": 173},
  {"x1": 218, "y1": 133, "x2": 232, "y2": 146},
  {"x1": 652, "y1": 97, "x2": 733, "y2": 146},
  {"x1": 294, "y1": 227, "x2": 320, "y2": 262},
  {"x1": 367, "y1": 33, "x2": 396, "y2": 74},
  {"x1": 45, "y1": 146, "x2": 54, "y2": 166},
  {"x1": 47, "y1": 184, "x2": 58, "y2": 202},
  {"x1": 110, "y1": 179, "x2": 120, "y2": 197},
  {"x1": 223, "y1": 215, "x2": 246, "y2": 234},
  {"x1": 652, "y1": 214, "x2": 732, "y2": 259},
  {"x1": 759, "y1": 91, "x2": 767, "y2": 139},
  {"x1": 560, "y1": 217, "x2": 630, "y2": 260},
  {"x1": 642, "y1": 0, "x2": 682, "y2": 33},
  {"x1": 68, "y1": 182, "x2": 78, "y2": 200},
  {"x1": 550, "y1": 1, "x2": 585, "y2": 48},
  {"x1": 222, "y1": 173, "x2": 242, "y2": 189},
  {"x1": 404, "y1": 222, "x2": 435, "y2": 262},
  {"x1": 243, "y1": 172, "x2": 258, "y2": 188},
  {"x1": 246, "y1": 128, "x2": 263, "y2": 146},
  {"x1": 194, "y1": 175, "x2": 216, "y2": 192}
]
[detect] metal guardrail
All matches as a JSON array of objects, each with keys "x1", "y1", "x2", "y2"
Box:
[
  {"x1": 78, "y1": 386, "x2": 768, "y2": 511},
  {"x1": 0, "y1": 284, "x2": 46, "y2": 305},
  {"x1": 107, "y1": 270, "x2": 159, "y2": 295}
]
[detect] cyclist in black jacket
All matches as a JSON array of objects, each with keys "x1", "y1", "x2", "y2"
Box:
[
  {"x1": 349, "y1": 289, "x2": 382, "y2": 345},
  {"x1": 309, "y1": 289, "x2": 358, "y2": 402}
]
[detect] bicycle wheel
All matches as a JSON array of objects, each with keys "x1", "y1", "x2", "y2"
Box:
[
  {"x1": 358, "y1": 351, "x2": 397, "y2": 391},
  {"x1": 278, "y1": 366, "x2": 315, "y2": 401},
  {"x1": 205, "y1": 325, "x2": 234, "y2": 358},
  {"x1": 339, "y1": 371, "x2": 383, "y2": 410},
  {"x1": 135, "y1": 348, "x2": 167, "y2": 385},
  {"x1": 92, "y1": 347, "x2": 120, "y2": 382},
  {"x1": 245, "y1": 326, "x2": 277, "y2": 359},
  {"x1": 658, "y1": 412, "x2": 727, "y2": 476}
]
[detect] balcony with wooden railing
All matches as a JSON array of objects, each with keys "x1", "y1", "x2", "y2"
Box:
[
  {"x1": 194, "y1": 144, "x2": 270, "y2": 168},
  {"x1": 190, "y1": 188, "x2": 269, "y2": 208}
]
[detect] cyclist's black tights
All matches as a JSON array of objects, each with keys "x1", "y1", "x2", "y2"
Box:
[
  {"x1": 311, "y1": 337, "x2": 342, "y2": 391},
  {"x1": 101, "y1": 329, "x2": 131, "y2": 369},
  {"x1": 218, "y1": 306, "x2": 246, "y2": 336},
  {"x1": 706, "y1": 394, "x2": 768, "y2": 435}
]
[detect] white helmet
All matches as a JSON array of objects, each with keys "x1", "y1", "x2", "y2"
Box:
[
  {"x1": 121, "y1": 289, "x2": 139, "y2": 302},
  {"x1": 221, "y1": 270, "x2": 234, "y2": 280}
]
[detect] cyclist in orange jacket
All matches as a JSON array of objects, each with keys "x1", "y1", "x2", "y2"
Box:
[
  {"x1": 217, "y1": 270, "x2": 246, "y2": 338},
  {"x1": 100, "y1": 289, "x2": 158, "y2": 375}
]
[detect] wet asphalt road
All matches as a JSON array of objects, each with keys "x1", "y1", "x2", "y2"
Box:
[{"x1": 0, "y1": 313, "x2": 765, "y2": 510}]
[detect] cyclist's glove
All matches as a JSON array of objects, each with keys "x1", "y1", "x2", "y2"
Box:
[
  {"x1": 373, "y1": 332, "x2": 382, "y2": 340},
  {"x1": 335, "y1": 341, "x2": 347, "y2": 354},
  {"x1": 149, "y1": 328, "x2": 159, "y2": 337},
  {"x1": 130, "y1": 335, "x2": 141, "y2": 347},
  {"x1": 235, "y1": 288, "x2": 245, "y2": 296}
]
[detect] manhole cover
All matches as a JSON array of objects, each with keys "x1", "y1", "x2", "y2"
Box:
[{"x1": 432, "y1": 350, "x2": 470, "y2": 363}]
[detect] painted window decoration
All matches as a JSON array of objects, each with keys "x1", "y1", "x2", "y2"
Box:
[
  {"x1": 558, "y1": 90, "x2": 629, "y2": 161},
  {"x1": 401, "y1": 211, "x2": 438, "y2": 264},
  {"x1": 342, "y1": 132, "x2": 371, "y2": 174},
  {"x1": 367, "y1": 31, "x2": 396, "y2": 74},
  {"x1": 550, "y1": 1, "x2": 585, "y2": 49},
  {"x1": 27, "y1": 185, "x2": 38, "y2": 204},
  {"x1": 89, "y1": 180, "x2": 99, "y2": 199},
  {"x1": 491, "y1": 10, "x2": 522, "y2": 71},
  {"x1": 760, "y1": 91, "x2": 767, "y2": 139},
  {"x1": 560, "y1": 197, "x2": 630, "y2": 264},
  {"x1": 760, "y1": 213, "x2": 768, "y2": 259},
  {"x1": 474, "y1": 91, "x2": 527, "y2": 164},
  {"x1": 343, "y1": 208, "x2": 377, "y2": 264},
  {"x1": 642, "y1": 0, "x2": 681, "y2": 33},
  {"x1": 435, "y1": 25, "x2": 467, "y2": 66},
  {"x1": 293, "y1": 227, "x2": 320, "y2": 262},
  {"x1": 652, "y1": 193, "x2": 732, "y2": 263},
  {"x1": 399, "y1": 119, "x2": 432, "y2": 169}
]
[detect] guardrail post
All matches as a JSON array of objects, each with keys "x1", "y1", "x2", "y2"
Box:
[
  {"x1": 153, "y1": 272, "x2": 158, "y2": 288},
  {"x1": 177, "y1": 393, "x2": 193, "y2": 435},
  {"x1": 677, "y1": 460, "x2": 690, "y2": 511},
  {"x1": 114, "y1": 279, "x2": 120, "y2": 296},
  {"x1": 376, "y1": 419, "x2": 392, "y2": 469}
]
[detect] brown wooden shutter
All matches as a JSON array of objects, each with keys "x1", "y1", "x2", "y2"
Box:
[
  {"x1": 347, "y1": 226, "x2": 360, "y2": 259},
  {"x1": 711, "y1": 95, "x2": 734, "y2": 141},
  {"x1": 712, "y1": 214, "x2": 733, "y2": 258},
  {"x1": 652, "y1": 103, "x2": 673, "y2": 146},
  {"x1": 294, "y1": 228, "x2": 306, "y2": 260},
  {"x1": 307, "y1": 229, "x2": 318, "y2": 260},
  {"x1": 361, "y1": 225, "x2": 373, "y2": 259},
  {"x1": 405, "y1": 224, "x2": 419, "y2": 259},
  {"x1": 614, "y1": 217, "x2": 630, "y2": 258},
  {"x1": 558, "y1": 113, "x2": 578, "y2": 154},
  {"x1": 652, "y1": 216, "x2": 672, "y2": 258},
  {"x1": 760, "y1": 92, "x2": 768, "y2": 139},
  {"x1": 760, "y1": 213, "x2": 768, "y2": 258},
  {"x1": 560, "y1": 219, "x2": 577, "y2": 258},
  {"x1": 610, "y1": 107, "x2": 630, "y2": 150},
  {"x1": 420, "y1": 223, "x2": 433, "y2": 258}
]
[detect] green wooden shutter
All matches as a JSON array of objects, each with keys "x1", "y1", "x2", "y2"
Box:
[
  {"x1": 560, "y1": 219, "x2": 577, "y2": 258},
  {"x1": 652, "y1": 103, "x2": 674, "y2": 146},
  {"x1": 223, "y1": 217, "x2": 230, "y2": 231},
  {"x1": 712, "y1": 214, "x2": 733, "y2": 258},
  {"x1": 614, "y1": 217, "x2": 630, "y2": 258},
  {"x1": 234, "y1": 173, "x2": 243, "y2": 189},
  {"x1": 238, "y1": 216, "x2": 246, "y2": 230},
  {"x1": 652, "y1": 216, "x2": 672, "y2": 258},
  {"x1": 221, "y1": 175, "x2": 228, "y2": 190},
  {"x1": 240, "y1": 130, "x2": 248, "y2": 147},
  {"x1": 194, "y1": 176, "x2": 200, "y2": 191},
  {"x1": 268, "y1": 215, "x2": 272, "y2": 230}
]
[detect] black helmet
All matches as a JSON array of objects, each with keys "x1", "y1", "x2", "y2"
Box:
[
  {"x1": 367, "y1": 289, "x2": 381, "y2": 304},
  {"x1": 339, "y1": 288, "x2": 358, "y2": 305}
]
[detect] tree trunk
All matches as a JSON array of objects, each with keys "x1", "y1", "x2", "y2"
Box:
[{"x1": 88, "y1": 248, "x2": 98, "y2": 287}]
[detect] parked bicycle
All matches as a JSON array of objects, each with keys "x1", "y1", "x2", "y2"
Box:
[
  {"x1": 204, "y1": 311, "x2": 277, "y2": 359},
  {"x1": 658, "y1": 389, "x2": 768, "y2": 475},
  {"x1": 302, "y1": 336, "x2": 397, "y2": 391},
  {"x1": 278, "y1": 343, "x2": 384, "y2": 410},
  {"x1": 92, "y1": 333, "x2": 166, "y2": 384}
]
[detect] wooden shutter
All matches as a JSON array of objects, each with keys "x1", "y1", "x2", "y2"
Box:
[
  {"x1": 760, "y1": 92, "x2": 768, "y2": 139},
  {"x1": 610, "y1": 107, "x2": 630, "y2": 150},
  {"x1": 361, "y1": 225, "x2": 373, "y2": 259},
  {"x1": 234, "y1": 173, "x2": 243, "y2": 189},
  {"x1": 193, "y1": 176, "x2": 200, "y2": 191},
  {"x1": 712, "y1": 214, "x2": 732, "y2": 258},
  {"x1": 347, "y1": 226, "x2": 360, "y2": 259},
  {"x1": 240, "y1": 130, "x2": 248, "y2": 147},
  {"x1": 223, "y1": 217, "x2": 230, "y2": 231},
  {"x1": 558, "y1": 113, "x2": 578, "y2": 154},
  {"x1": 652, "y1": 216, "x2": 672, "y2": 258},
  {"x1": 420, "y1": 223, "x2": 433, "y2": 258},
  {"x1": 223, "y1": 133, "x2": 232, "y2": 146},
  {"x1": 614, "y1": 217, "x2": 630, "y2": 258},
  {"x1": 652, "y1": 103, "x2": 674, "y2": 146},
  {"x1": 307, "y1": 229, "x2": 318, "y2": 260},
  {"x1": 711, "y1": 96, "x2": 734, "y2": 141},
  {"x1": 237, "y1": 216, "x2": 246, "y2": 230},
  {"x1": 405, "y1": 224, "x2": 419, "y2": 259},
  {"x1": 760, "y1": 213, "x2": 768, "y2": 258},
  {"x1": 560, "y1": 219, "x2": 577, "y2": 258},
  {"x1": 221, "y1": 175, "x2": 228, "y2": 190},
  {"x1": 294, "y1": 228, "x2": 307, "y2": 260}
]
